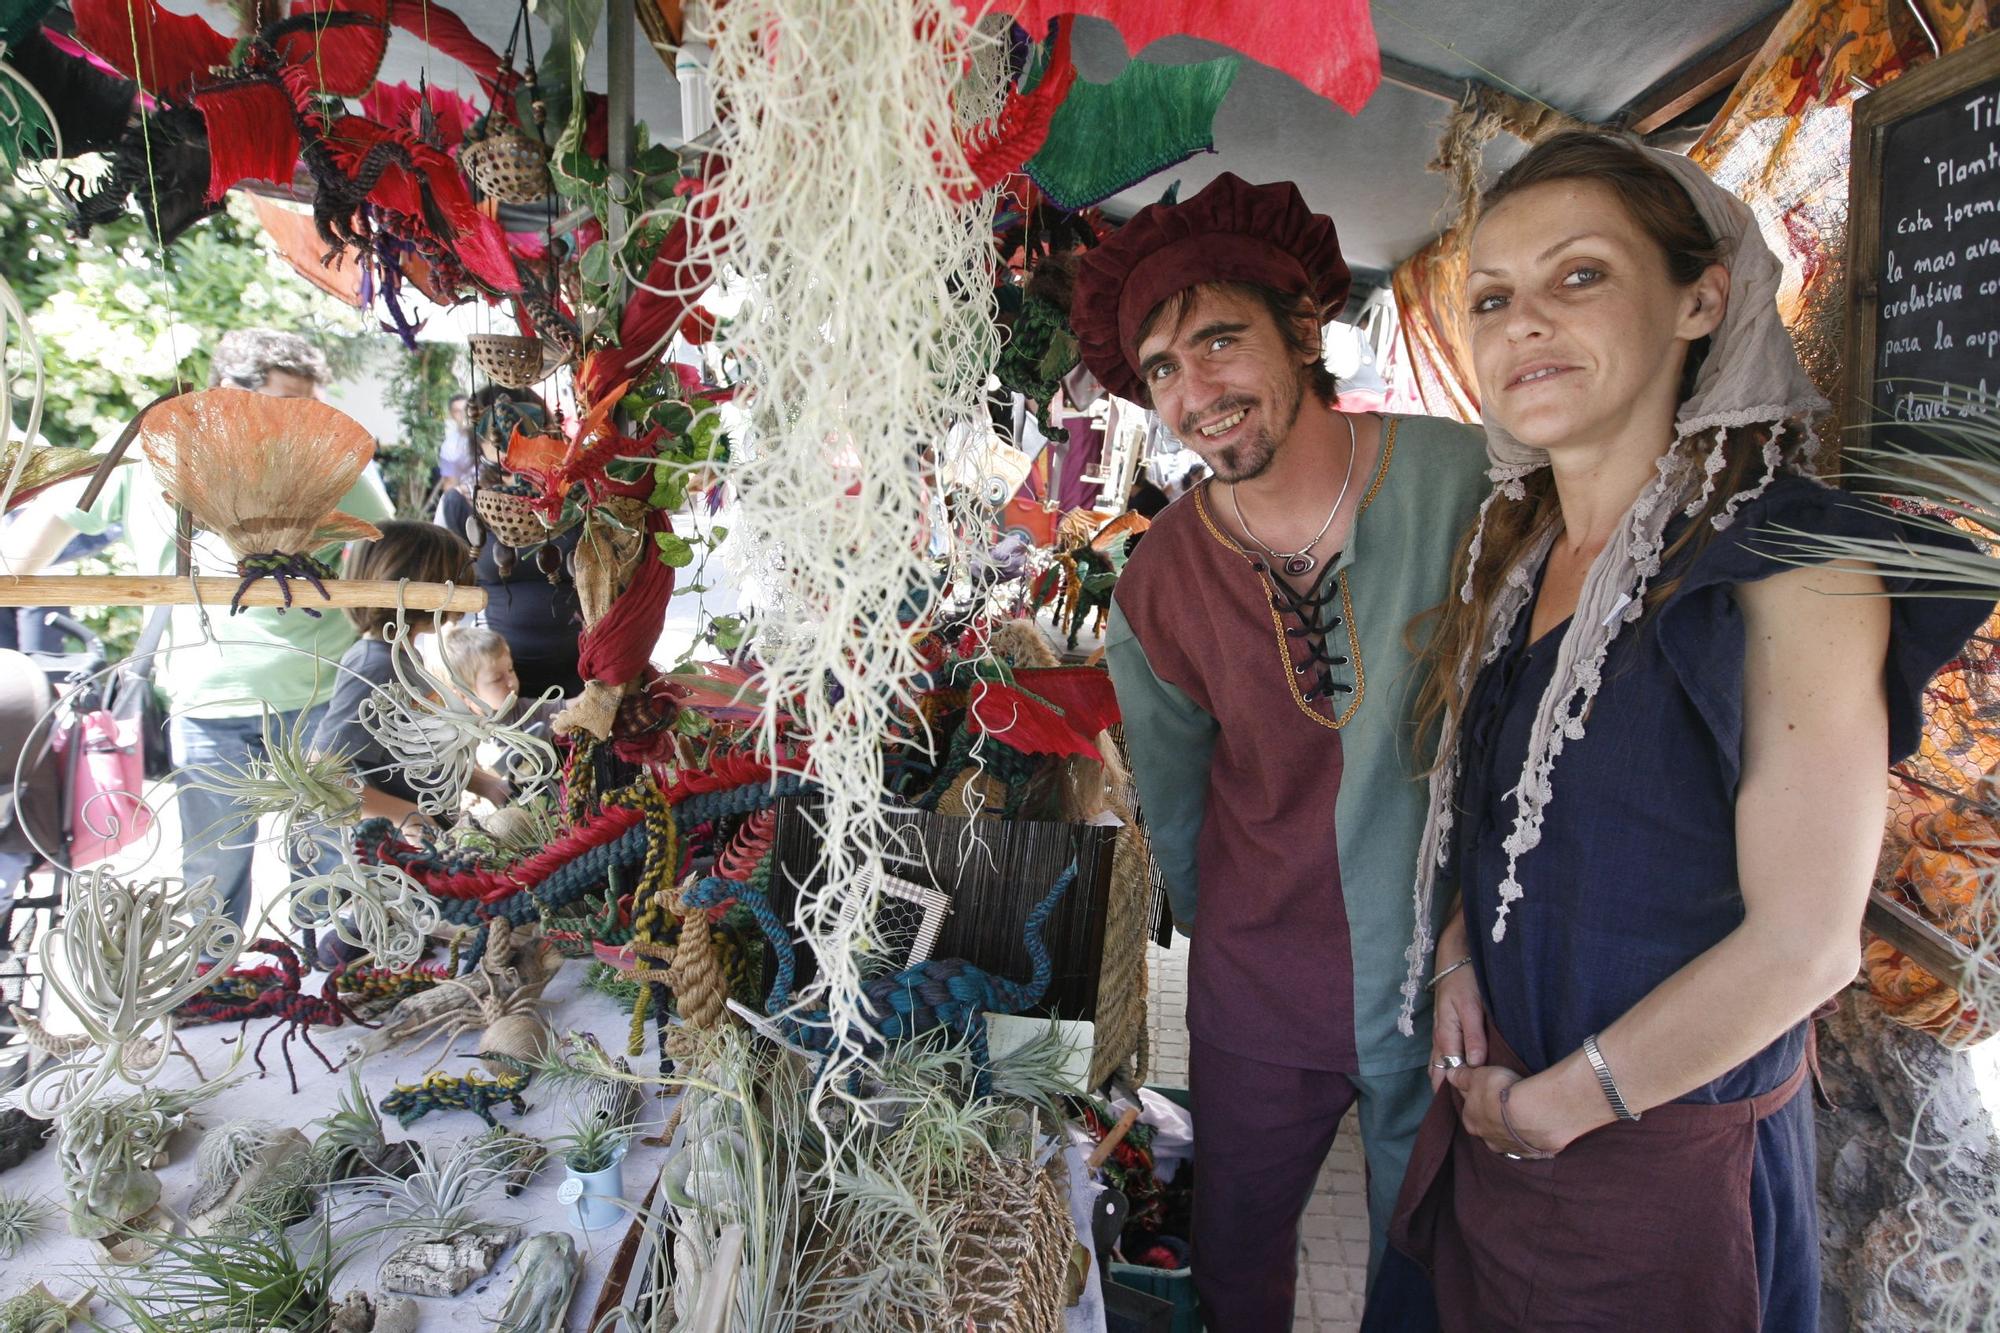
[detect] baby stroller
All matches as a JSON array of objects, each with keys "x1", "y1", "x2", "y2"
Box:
[{"x1": 0, "y1": 613, "x2": 131, "y2": 1085}]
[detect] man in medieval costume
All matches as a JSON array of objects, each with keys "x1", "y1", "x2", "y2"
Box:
[{"x1": 1076, "y1": 173, "x2": 1488, "y2": 1328}]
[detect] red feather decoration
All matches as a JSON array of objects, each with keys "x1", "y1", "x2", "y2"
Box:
[
  {"x1": 71, "y1": 0, "x2": 232, "y2": 98},
  {"x1": 578, "y1": 188, "x2": 724, "y2": 405},
  {"x1": 321, "y1": 115, "x2": 519, "y2": 292},
  {"x1": 967, "y1": 665, "x2": 1121, "y2": 759},
  {"x1": 276, "y1": 0, "x2": 391, "y2": 97},
  {"x1": 955, "y1": 19, "x2": 1075, "y2": 201},
  {"x1": 362, "y1": 82, "x2": 481, "y2": 148},
  {"x1": 386, "y1": 0, "x2": 509, "y2": 97},
  {"x1": 195, "y1": 82, "x2": 302, "y2": 201},
  {"x1": 969, "y1": 0, "x2": 1381, "y2": 115}
]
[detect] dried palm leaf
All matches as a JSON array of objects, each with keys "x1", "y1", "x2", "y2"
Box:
[{"x1": 136, "y1": 389, "x2": 381, "y2": 614}]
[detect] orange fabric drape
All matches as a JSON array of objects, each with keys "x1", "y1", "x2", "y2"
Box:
[
  {"x1": 1692, "y1": 0, "x2": 1995, "y2": 185},
  {"x1": 1385, "y1": 233, "x2": 1478, "y2": 423},
  {"x1": 1691, "y1": 0, "x2": 1999, "y2": 1044}
]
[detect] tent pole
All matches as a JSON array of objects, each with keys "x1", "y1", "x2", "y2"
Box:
[{"x1": 606, "y1": 0, "x2": 637, "y2": 298}]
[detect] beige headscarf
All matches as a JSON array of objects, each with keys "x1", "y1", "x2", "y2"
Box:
[{"x1": 1397, "y1": 144, "x2": 1827, "y2": 1036}]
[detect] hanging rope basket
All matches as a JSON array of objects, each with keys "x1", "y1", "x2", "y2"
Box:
[
  {"x1": 474, "y1": 484, "x2": 553, "y2": 549},
  {"x1": 469, "y1": 332, "x2": 554, "y2": 389},
  {"x1": 460, "y1": 122, "x2": 552, "y2": 205}
]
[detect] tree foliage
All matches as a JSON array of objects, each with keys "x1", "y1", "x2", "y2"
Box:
[{"x1": 0, "y1": 173, "x2": 368, "y2": 452}]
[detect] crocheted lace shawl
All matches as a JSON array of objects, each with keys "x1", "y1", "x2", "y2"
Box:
[{"x1": 1397, "y1": 146, "x2": 1827, "y2": 1035}]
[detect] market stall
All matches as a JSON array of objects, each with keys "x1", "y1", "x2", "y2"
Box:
[{"x1": 0, "y1": 0, "x2": 1996, "y2": 1330}]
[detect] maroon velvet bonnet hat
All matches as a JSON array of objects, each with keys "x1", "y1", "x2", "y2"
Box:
[{"x1": 1070, "y1": 172, "x2": 1351, "y2": 403}]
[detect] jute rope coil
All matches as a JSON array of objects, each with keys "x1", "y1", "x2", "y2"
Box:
[{"x1": 665, "y1": 876, "x2": 731, "y2": 1058}]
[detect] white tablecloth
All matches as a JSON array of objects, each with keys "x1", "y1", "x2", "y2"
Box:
[
  {"x1": 4, "y1": 959, "x2": 673, "y2": 1329},
  {"x1": 3, "y1": 959, "x2": 1110, "y2": 1332}
]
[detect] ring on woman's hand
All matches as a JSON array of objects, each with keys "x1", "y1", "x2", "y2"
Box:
[
  {"x1": 1503, "y1": 1152, "x2": 1525, "y2": 1161},
  {"x1": 1431, "y1": 1054, "x2": 1464, "y2": 1070}
]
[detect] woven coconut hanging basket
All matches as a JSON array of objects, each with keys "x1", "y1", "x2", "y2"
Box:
[
  {"x1": 475, "y1": 486, "x2": 554, "y2": 549},
  {"x1": 459, "y1": 123, "x2": 552, "y2": 205},
  {"x1": 468, "y1": 333, "x2": 554, "y2": 390}
]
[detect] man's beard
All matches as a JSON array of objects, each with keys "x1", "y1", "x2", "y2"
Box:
[{"x1": 1186, "y1": 373, "x2": 1306, "y2": 484}]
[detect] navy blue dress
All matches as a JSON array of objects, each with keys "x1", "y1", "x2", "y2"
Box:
[{"x1": 1449, "y1": 476, "x2": 1989, "y2": 1331}]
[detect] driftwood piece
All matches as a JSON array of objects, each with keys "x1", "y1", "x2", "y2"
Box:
[
  {"x1": 496, "y1": 1232, "x2": 579, "y2": 1333},
  {"x1": 378, "y1": 1225, "x2": 518, "y2": 1297},
  {"x1": 343, "y1": 922, "x2": 556, "y2": 1063},
  {"x1": 0, "y1": 1283, "x2": 89, "y2": 1331},
  {"x1": 0, "y1": 575, "x2": 486, "y2": 612},
  {"x1": 330, "y1": 1291, "x2": 418, "y2": 1333}
]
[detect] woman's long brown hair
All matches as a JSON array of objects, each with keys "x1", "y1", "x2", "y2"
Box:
[{"x1": 1408, "y1": 132, "x2": 1771, "y2": 769}]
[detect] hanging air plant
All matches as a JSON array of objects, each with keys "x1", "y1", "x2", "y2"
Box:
[
  {"x1": 137, "y1": 389, "x2": 382, "y2": 615},
  {"x1": 285, "y1": 854, "x2": 441, "y2": 971},
  {"x1": 26, "y1": 870, "x2": 241, "y2": 1117},
  {"x1": 358, "y1": 617, "x2": 559, "y2": 817},
  {"x1": 177, "y1": 704, "x2": 365, "y2": 854}
]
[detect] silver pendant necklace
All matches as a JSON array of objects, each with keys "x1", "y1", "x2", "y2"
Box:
[{"x1": 1228, "y1": 411, "x2": 1357, "y2": 578}]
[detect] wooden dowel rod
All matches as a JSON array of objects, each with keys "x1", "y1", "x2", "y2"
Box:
[
  {"x1": 1086, "y1": 1105, "x2": 1143, "y2": 1171},
  {"x1": 0, "y1": 576, "x2": 487, "y2": 612}
]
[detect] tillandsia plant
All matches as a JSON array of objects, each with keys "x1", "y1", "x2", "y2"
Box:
[
  {"x1": 1765, "y1": 391, "x2": 2000, "y2": 1333},
  {"x1": 176, "y1": 704, "x2": 364, "y2": 851},
  {"x1": 549, "y1": 1103, "x2": 639, "y2": 1176},
  {"x1": 311, "y1": 1066, "x2": 388, "y2": 1175},
  {"x1": 91, "y1": 1216, "x2": 348, "y2": 1333},
  {"x1": 0, "y1": 1189, "x2": 52, "y2": 1259},
  {"x1": 357, "y1": 617, "x2": 560, "y2": 819},
  {"x1": 27, "y1": 870, "x2": 242, "y2": 1116},
  {"x1": 356, "y1": 1138, "x2": 511, "y2": 1244},
  {"x1": 284, "y1": 854, "x2": 440, "y2": 970},
  {"x1": 57, "y1": 1074, "x2": 239, "y2": 1239},
  {"x1": 0, "y1": 1284, "x2": 86, "y2": 1333}
]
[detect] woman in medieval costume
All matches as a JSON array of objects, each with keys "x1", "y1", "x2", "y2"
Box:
[{"x1": 1387, "y1": 132, "x2": 1989, "y2": 1330}]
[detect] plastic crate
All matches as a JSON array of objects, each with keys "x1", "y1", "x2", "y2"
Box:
[{"x1": 1103, "y1": 1086, "x2": 1201, "y2": 1333}]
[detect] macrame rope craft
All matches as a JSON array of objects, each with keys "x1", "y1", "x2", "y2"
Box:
[{"x1": 232, "y1": 550, "x2": 337, "y2": 616}]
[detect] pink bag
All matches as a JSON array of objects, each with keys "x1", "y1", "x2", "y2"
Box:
[{"x1": 64, "y1": 708, "x2": 154, "y2": 866}]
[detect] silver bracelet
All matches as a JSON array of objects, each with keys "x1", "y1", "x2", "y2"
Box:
[
  {"x1": 1582, "y1": 1033, "x2": 1641, "y2": 1122},
  {"x1": 1426, "y1": 956, "x2": 1473, "y2": 991}
]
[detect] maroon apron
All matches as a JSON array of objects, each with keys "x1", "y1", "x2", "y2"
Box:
[{"x1": 1389, "y1": 1020, "x2": 1809, "y2": 1332}]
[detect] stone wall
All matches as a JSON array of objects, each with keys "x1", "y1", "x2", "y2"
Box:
[{"x1": 1816, "y1": 987, "x2": 1998, "y2": 1331}]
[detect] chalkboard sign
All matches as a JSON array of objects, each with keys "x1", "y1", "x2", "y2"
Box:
[{"x1": 1846, "y1": 30, "x2": 2000, "y2": 454}]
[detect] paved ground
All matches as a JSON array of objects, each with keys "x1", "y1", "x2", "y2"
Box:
[{"x1": 1145, "y1": 938, "x2": 1371, "y2": 1332}]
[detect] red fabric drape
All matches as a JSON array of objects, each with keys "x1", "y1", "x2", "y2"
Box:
[
  {"x1": 577, "y1": 508, "x2": 677, "y2": 691},
  {"x1": 70, "y1": 0, "x2": 232, "y2": 97},
  {"x1": 970, "y1": 0, "x2": 1380, "y2": 114}
]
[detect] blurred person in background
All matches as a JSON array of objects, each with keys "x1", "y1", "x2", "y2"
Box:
[
  {"x1": 1, "y1": 327, "x2": 393, "y2": 932},
  {"x1": 435, "y1": 385, "x2": 584, "y2": 698}
]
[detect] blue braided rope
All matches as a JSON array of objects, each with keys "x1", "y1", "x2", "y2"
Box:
[
  {"x1": 685, "y1": 875, "x2": 794, "y2": 1014},
  {"x1": 690, "y1": 862, "x2": 1075, "y2": 1096}
]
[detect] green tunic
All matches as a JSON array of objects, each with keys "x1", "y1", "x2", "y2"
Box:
[{"x1": 1107, "y1": 414, "x2": 1488, "y2": 1073}]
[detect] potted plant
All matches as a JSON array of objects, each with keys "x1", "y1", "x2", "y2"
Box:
[{"x1": 550, "y1": 1107, "x2": 638, "y2": 1231}]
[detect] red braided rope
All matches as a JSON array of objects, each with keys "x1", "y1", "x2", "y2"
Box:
[
  {"x1": 661, "y1": 750, "x2": 792, "y2": 803},
  {"x1": 364, "y1": 801, "x2": 647, "y2": 902},
  {"x1": 715, "y1": 808, "x2": 777, "y2": 882}
]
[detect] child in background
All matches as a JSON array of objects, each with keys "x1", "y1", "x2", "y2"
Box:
[
  {"x1": 441, "y1": 625, "x2": 523, "y2": 715},
  {"x1": 312, "y1": 522, "x2": 509, "y2": 828},
  {"x1": 441, "y1": 624, "x2": 562, "y2": 783}
]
